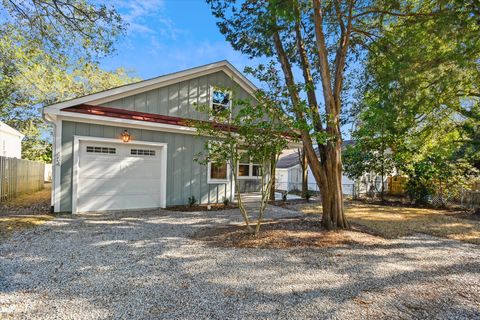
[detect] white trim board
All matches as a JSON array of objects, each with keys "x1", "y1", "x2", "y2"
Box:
[
  {"x1": 53, "y1": 120, "x2": 62, "y2": 212},
  {"x1": 44, "y1": 61, "x2": 258, "y2": 114},
  {"x1": 71, "y1": 136, "x2": 168, "y2": 214}
]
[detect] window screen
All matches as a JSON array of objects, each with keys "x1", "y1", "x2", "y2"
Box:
[
  {"x1": 252, "y1": 164, "x2": 261, "y2": 176},
  {"x1": 238, "y1": 164, "x2": 250, "y2": 177},
  {"x1": 210, "y1": 162, "x2": 227, "y2": 180}
]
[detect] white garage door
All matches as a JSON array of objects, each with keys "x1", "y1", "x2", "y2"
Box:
[{"x1": 77, "y1": 141, "x2": 163, "y2": 212}]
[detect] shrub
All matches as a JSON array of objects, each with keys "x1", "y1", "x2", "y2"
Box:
[
  {"x1": 223, "y1": 197, "x2": 230, "y2": 206},
  {"x1": 188, "y1": 196, "x2": 197, "y2": 207},
  {"x1": 304, "y1": 190, "x2": 313, "y2": 201}
]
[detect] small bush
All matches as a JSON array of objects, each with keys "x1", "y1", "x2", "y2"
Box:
[
  {"x1": 304, "y1": 190, "x2": 313, "y2": 201},
  {"x1": 188, "y1": 196, "x2": 197, "y2": 207},
  {"x1": 223, "y1": 197, "x2": 230, "y2": 206}
]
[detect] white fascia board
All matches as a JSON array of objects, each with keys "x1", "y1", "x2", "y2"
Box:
[{"x1": 43, "y1": 61, "x2": 258, "y2": 114}]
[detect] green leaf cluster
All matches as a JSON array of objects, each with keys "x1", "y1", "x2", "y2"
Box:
[
  {"x1": 0, "y1": 2, "x2": 135, "y2": 162},
  {"x1": 192, "y1": 87, "x2": 292, "y2": 234},
  {"x1": 348, "y1": 0, "x2": 480, "y2": 201}
]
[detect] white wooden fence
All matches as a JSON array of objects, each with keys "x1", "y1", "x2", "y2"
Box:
[{"x1": 0, "y1": 156, "x2": 45, "y2": 202}]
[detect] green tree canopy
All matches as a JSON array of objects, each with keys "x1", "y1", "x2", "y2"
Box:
[
  {"x1": 348, "y1": 0, "x2": 479, "y2": 202},
  {"x1": 1, "y1": 0, "x2": 124, "y2": 61},
  {"x1": 0, "y1": 1, "x2": 136, "y2": 161}
]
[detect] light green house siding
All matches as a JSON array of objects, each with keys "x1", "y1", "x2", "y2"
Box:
[
  {"x1": 101, "y1": 71, "x2": 251, "y2": 120},
  {"x1": 60, "y1": 121, "x2": 233, "y2": 212},
  {"x1": 58, "y1": 70, "x2": 257, "y2": 212}
]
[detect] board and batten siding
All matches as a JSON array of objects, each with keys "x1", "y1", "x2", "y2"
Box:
[
  {"x1": 101, "y1": 71, "x2": 252, "y2": 120},
  {"x1": 59, "y1": 121, "x2": 233, "y2": 212}
]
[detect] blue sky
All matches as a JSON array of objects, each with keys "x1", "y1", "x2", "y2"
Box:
[
  {"x1": 101, "y1": 0, "x2": 260, "y2": 82},
  {"x1": 100, "y1": 0, "x2": 354, "y2": 137}
]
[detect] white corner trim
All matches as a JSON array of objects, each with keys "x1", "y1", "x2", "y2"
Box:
[
  {"x1": 43, "y1": 61, "x2": 258, "y2": 114},
  {"x1": 53, "y1": 120, "x2": 62, "y2": 212},
  {"x1": 71, "y1": 136, "x2": 168, "y2": 214}
]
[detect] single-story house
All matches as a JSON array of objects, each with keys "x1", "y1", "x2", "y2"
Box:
[
  {"x1": 275, "y1": 148, "x2": 355, "y2": 195},
  {"x1": 275, "y1": 143, "x2": 388, "y2": 196},
  {"x1": 43, "y1": 61, "x2": 265, "y2": 213},
  {"x1": 0, "y1": 121, "x2": 24, "y2": 159}
]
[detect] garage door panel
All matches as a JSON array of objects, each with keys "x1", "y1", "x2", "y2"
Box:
[
  {"x1": 120, "y1": 160, "x2": 161, "y2": 178},
  {"x1": 79, "y1": 160, "x2": 161, "y2": 179},
  {"x1": 80, "y1": 162, "x2": 123, "y2": 178},
  {"x1": 78, "y1": 194, "x2": 161, "y2": 212},
  {"x1": 77, "y1": 142, "x2": 163, "y2": 212},
  {"x1": 79, "y1": 178, "x2": 161, "y2": 196}
]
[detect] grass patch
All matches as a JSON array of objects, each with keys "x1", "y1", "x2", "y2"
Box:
[
  {"x1": 0, "y1": 215, "x2": 53, "y2": 239},
  {"x1": 0, "y1": 183, "x2": 51, "y2": 216},
  {"x1": 0, "y1": 183, "x2": 53, "y2": 239},
  {"x1": 292, "y1": 202, "x2": 480, "y2": 244}
]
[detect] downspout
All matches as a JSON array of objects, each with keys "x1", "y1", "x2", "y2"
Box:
[{"x1": 42, "y1": 110, "x2": 57, "y2": 213}]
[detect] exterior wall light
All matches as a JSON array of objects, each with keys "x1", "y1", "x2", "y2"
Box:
[{"x1": 121, "y1": 130, "x2": 131, "y2": 143}]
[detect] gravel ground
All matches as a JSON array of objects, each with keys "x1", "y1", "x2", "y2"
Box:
[{"x1": 1, "y1": 205, "x2": 479, "y2": 319}]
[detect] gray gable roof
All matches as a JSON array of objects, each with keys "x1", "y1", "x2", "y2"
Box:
[
  {"x1": 276, "y1": 140, "x2": 354, "y2": 169},
  {"x1": 277, "y1": 152, "x2": 302, "y2": 169}
]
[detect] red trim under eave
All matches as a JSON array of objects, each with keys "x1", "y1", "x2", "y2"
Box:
[
  {"x1": 62, "y1": 104, "x2": 299, "y2": 139},
  {"x1": 63, "y1": 104, "x2": 191, "y2": 126},
  {"x1": 62, "y1": 104, "x2": 239, "y2": 132}
]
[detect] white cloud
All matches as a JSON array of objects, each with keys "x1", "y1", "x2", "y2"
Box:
[
  {"x1": 143, "y1": 40, "x2": 266, "y2": 85},
  {"x1": 116, "y1": 0, "x2": 182, "y2": 39}
]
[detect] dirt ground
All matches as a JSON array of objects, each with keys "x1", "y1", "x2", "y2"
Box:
[
  {"x1": 0, "y1": 183, "x2": 53, "y2": 239},
  {"x1": 194, "y1": 216, "x2": 386, "y2": 249},
  {"x1": 287, "y1": 201, "x2": 480, "y2": 245}
]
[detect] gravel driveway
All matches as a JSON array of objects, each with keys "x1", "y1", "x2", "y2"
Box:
[{"x1": 1, "y1": 206, "x2": 479, "y2": 319}]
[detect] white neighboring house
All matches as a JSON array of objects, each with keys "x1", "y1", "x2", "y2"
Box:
[
  {"x1": 276, "y1": 142, "x2": 390, "y2": 196},
  {"x1": 0, "y1": 121, "x2": 24, "y2": 159},
  {"x1": 275, "y1": 144, "x2": 355, "y2": 195}
]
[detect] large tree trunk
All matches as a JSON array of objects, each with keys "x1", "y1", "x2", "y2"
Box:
[
  {"x1": 271, "y1": 12, "x2": 349, "y2": 230},
  {"x1": 311, "y1": 0, "x2": 352, "y2": 229},
  {"x1": 321, "y1": 143, "x2": 349, "y2": 229}
]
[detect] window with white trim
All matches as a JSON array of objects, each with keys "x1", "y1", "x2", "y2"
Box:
[
  {"x1": 237, "y1": 153, "x2": 261, "y2": 179},
  {"x1": 211, "y1": 88, "x2": 231, "y2": 115},
  {"x1": 208, "y1": 161, "x2": 229, "y2": 183},
  {"x1": 238, "y1": 153, "x2": 250, "y2": 177}
]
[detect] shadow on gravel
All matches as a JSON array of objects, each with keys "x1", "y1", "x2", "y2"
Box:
[{"x1": 1, "y1": 208, "x2": 479, "y2": 319}]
